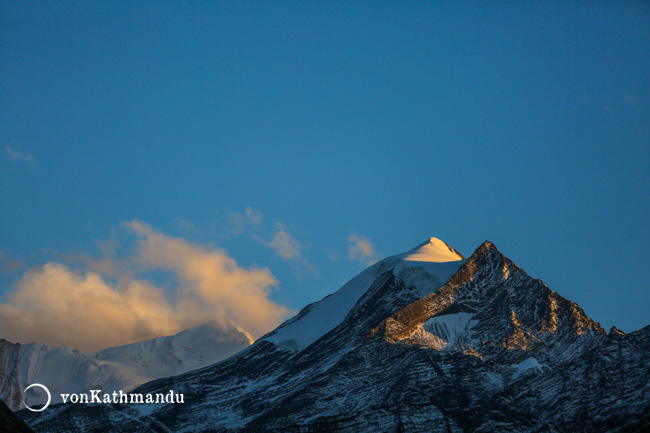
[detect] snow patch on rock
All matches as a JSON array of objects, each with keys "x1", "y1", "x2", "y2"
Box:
[
  {"x1": 512, "y1": 356, "x2": 546, "y2": 379},
  {"x1": 405, "y1": 312, "x2": 476, "y2": 350}
]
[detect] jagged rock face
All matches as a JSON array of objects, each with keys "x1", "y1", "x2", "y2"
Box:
[
  {"x1": 476, "y1": 325, "x2": 650, "y2": 433},
  {"x1": 0, "y1": 340, "x2": 22, "y2": 412},
  {"x1": 372, "y1": 241, "x2": 607, "y2": 364},
  {"x1": 19, "y1": 240, "x2": 650, "y2": 432}
]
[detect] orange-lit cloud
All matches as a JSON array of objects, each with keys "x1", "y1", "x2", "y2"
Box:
[
  {"x1": 263, "y1": 223, "x2": 302, "y2": 260},
  {"x1": 0, "y1": 222, "x2": 291, "y2": 351},
  {"x1": 0, "y1": 263, "x2": 177, "y2": 351},
  {"x1": 126, "y1": 221, "x2": 289, "y2": 339},
  {"x1": 348, "y1": 234, "x2": 379, "y2": 265},
  {"x1": 258, "y1": 223, "x2": 317, "y2": 277}
]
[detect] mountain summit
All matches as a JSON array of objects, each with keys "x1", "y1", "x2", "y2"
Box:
[
  {"x1": 401, "y1": 237, "x2": 464, "y2": 262},
  {"x1": 21, "y1": 239, "x2": 650, "y2": 433},
  {"x1": 262, "y1": 237, "x2": 465, "y2": 352}
]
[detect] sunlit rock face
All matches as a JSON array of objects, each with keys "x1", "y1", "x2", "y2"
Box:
[
  {"x1": 21, "y1": 239, "x2": 650, "y2": 433},
  {"x1": 372, "y1": 241, "x2": 606, "y2": 363}
]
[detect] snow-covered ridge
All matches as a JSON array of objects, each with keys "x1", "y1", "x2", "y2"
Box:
[
  {"x1": 2, "y1": 321, "x2": 251, "y2": 410},
  {"x1": 264, "y1": 237, "x2": 465, "y2": 352}
]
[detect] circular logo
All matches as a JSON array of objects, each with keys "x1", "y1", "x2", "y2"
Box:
[{"x1": 23, "y1": 383, "x2": 51, "y2": 412}]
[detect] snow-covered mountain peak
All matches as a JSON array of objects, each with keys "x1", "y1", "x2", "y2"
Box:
[
  {"x1": 262, "y1": 239, "x2": 466, "y2": 352},
  {"x1": 401, "y1": 237, "x2": 464, "y2": 263}
]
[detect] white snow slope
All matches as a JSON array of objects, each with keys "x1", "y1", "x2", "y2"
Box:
[
  {"x1": 264, "y1": 238, "x2": 465, "y2": 352},
  {"x1": 13, "y1": 321, "x2": 252, "y2": 408}
]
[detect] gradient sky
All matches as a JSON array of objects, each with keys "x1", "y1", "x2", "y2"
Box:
[{"x1": 1, "y1": 1, "x2": 648, "y2": 347}]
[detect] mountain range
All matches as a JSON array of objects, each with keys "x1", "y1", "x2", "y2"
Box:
[
  {"x1": 16, "y1": 238, "x2": 650, "y2": 432},
  {"x1": 1, "y1": 321, "x2": 251, "y2": 411}
]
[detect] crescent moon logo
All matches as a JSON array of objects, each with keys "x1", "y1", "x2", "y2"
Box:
[{"x1": 23, "y1": 383, "x2": 51, "y2": 412}]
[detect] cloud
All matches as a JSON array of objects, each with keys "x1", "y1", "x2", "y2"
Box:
[
  {"x1": 348, "y1": 234, "x2": 379, "y2": 265},
  {"x1": 5, "y1": 145, "x2": 36, "y2": 165},
  {"x1": 245, "y1": 207, "x2": 262, "y2": 225},
  {"x1": 263, "y1": 223, "x2": 302, "y2": 260},
  {"x1": 0, "y1": 222, "x2": 292, "y2": 351},
  {"x1": 257, "y1": 223, "x2": 317, "y2": 277},
  {"x1": 57, "y1": 234, "x2": 128, "y2": 280},
  {"x1": 0, "y1": 264, "x2": 178, "y2": 351},
  {"x1": 126, "y1": 221, "x2": 288, "y2": 337},
  {"x1": 228, "y1": 207, "x2": 263, "y2": 234}
]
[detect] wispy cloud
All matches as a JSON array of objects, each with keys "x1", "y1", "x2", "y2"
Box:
[
  {"x1": 0, "y1": 222, "x2": 292, "y2": 351},
  {"x1": 348, "y1": 234, "x2": 379, "y2": 265},
  {"x1": 258, "y1": 223, "x2": 317, "y2": 277},
  {"x1": 57, "y1": 234, "x2": 128, "y2": 280},
  {"x1": 5, "y1": 145, "x2": 36, "y2": 166},
  {"x1": 228, "y1": 206, "x2": 263, "y2": 234},
  {"x1": 264, "y1": 223, "x2": 302, "y2": 260}
]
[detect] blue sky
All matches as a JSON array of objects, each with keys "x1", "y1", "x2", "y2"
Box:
[{"x1": 1, "y1": 1, "x2": 648, "y2": 348}]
